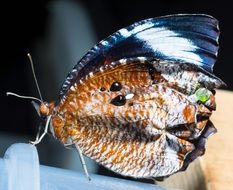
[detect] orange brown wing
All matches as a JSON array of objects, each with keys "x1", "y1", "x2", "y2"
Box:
[{"x1": 51, "y1": 58, "x2": 216, "y2": 178}]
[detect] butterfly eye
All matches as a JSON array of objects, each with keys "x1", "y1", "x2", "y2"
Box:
[
  {"x1": 110, "y1": 95, "x2": 126, "y2": 106},
  {"x1": 195, "y1": 88, "x2": 211, "y2": 103},
  {"x1": 110, "y1": 81, "x2": 122, "y2": 91}
]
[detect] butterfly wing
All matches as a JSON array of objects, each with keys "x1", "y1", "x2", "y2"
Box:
[
  {"x1": 52, "y1": 58, "x2": 215, "y2": 178},
  {"x1": 52, "y1": 14, "x2": 223, "y2": 178},
  {"x1": 59, "y1": 14, "x2": 223, "y2": 100}
]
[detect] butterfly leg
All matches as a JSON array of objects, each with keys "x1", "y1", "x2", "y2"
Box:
[
  {"x1": 34, "y1": 124, "x2": 42, "y2": 143},
  {"x1": 30, "y1": 115, "x2": 52, "y2": 145},
  {"x1": 75, "y1": 143, "x2": 91, "y2": 181}
]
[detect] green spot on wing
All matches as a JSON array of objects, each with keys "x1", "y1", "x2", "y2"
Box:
[{"x1": 195, "y1": 88, "x2": 211, "y2": 103}]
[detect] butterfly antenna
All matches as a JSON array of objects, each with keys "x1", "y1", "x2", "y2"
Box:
[
  {"x1": 6, "y1": 53, "x2": 43, "y2": 104},
  {"x1": 6, "y1": 92, "x2": 42, "y2": 103},
  {"x1": 27, "y1": 53, "x2": 43, "y2": 102}
]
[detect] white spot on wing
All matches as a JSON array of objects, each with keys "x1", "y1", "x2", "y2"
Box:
[
  {"x1": 70, "y1": 86, "x2": 75, "y2": 91},
  {"x1": 100, "y1": 66, "x2": 104, "y2": 72},
  {"x1": 101, "y1": 40, "x2": 108, "y2": 46},
  {"x1": 119, "y1": 22, "x2": 153, "y2": 38},
  {"x1": 89, "y1": 72, "x2": 94, "y2": 77},
  {"x1": 119, "y1": 58, "x2": 127, "y2": 64},
  {"x1": 119, "y1": 29, "x2": 130, "y2": 37},
  {"x1": 125, "y1": 93, "x2": 134, "y2": 100}
]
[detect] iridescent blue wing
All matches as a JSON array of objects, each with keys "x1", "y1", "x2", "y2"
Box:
[{"x1": 60, "y1": 14, "x2": 220, "y2": 99}]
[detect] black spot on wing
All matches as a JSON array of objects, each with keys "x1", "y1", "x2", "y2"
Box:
[
  {"x1": 110, "y1": 95, "x2": 126, "y2": 106},
  {"x1": 110, "y1": 81, "x2": 122, "y2": 92}
]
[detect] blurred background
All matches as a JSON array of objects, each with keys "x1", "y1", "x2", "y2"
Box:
[{"x1": 1, "y1": 0, "x2": 233, "y2": 186}]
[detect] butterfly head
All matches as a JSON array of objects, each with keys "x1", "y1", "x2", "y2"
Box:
[{"x1": 39, "y1": 101, "x2": 55, "y2": 117}]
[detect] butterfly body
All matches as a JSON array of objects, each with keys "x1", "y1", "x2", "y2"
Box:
[{"x1": 36, "y1": 14, "x2": 225, "y2": 178}]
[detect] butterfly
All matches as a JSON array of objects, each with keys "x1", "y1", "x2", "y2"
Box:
[{"x1": 8, "y1": 14, "x2": 225, "y2": 180}]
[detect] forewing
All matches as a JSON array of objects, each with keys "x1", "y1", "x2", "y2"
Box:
[{"x1": 60, "y1": 14, "x2": 221, "y2": 100}]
